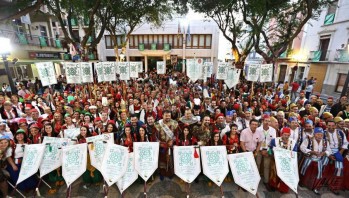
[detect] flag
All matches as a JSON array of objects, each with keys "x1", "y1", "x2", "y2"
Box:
[
  {"x1": 177, "y1": 20, "x2": 181, "y2": 39},
  {"x1": 186, "y1": 22, "x2": 191, "y2": 43}
]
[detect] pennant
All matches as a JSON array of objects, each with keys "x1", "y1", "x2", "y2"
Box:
[
  {"x1": 63, "y1": 128, "x2": 80, "y2": 139},
  {"x1": 216, "y1": 62, "x2": 228, "y2": 80},
  {"x1": 137, "y1": 62, "x2": 143, "y2": 73},
  {"x1": 86, "y1": 134, "x2": 114, "y2": 171},
  {"x1": 246, "y1": 64, "x2": 260, "y2": 82},
  {"x1": 204, "y1": 62, "x2": 213, "y2": 78},
  {"x1": 259, "y1": 64, "x2": 273, "y2": 82},
  {"x1": 186, "y1": 23, "x2": 191, "y2": 43},
  {"x1": 157, "y1": 61, "x2": 166, "y2": 74},
  {"x1": 95, "y1": 62, "x2": 105, "y2": 82},
  {"x1": 119, "y1": 62, "x2": 130, "y2": 80},
  {"x1": 101, "y1": 144, "x2": 129, "y2": 186},
  {"x1": 225, "y1": 68, "x2": 241, "y2": 89},
  {"x1": 65, "y1": 62, "x2": 81, "y2": 84},
  {"x1": 133, "y1": 142, "x2": 159, "y2": 181},
  {"x1": 103, "y1": 62, "x2": 116, "y2": 82},
  {"x1": 62, "y1": 144, "x2": 87, "y2": 187},
  {"x1": 36, "y1": 62, "x2": 57, "y2": 86},
  {"x1": 129, "y1": 62, "x2": 139, "y2": 78},
  {"x1": 80, "y1": 62, "x2": 94, "y2": 83},
  {"x1": 17, "y1": 144, "x2": 45, "y2": 185},
  {"x1": 40, "y1": 137, "x2": 69, "y2": 177},
  {"x1": 228, "y1": 152, "x2": 260, "y2": 195},
  {"x1": 116, "y1": 153, "x2": 138, "y2": 194},
  {"x1": 173, "y1": 146, "x2": 201, "y2": 183},
  {"x1": 273, "y1": 147, "x2": 299, "y2": 193},
  {"x1": 200, "y1": 146, "x2": 229, "y2": 186}
]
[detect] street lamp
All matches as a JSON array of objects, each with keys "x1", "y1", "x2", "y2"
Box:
[{"x1": 0, "y1": 37, "x2": 16, "y2": 93}]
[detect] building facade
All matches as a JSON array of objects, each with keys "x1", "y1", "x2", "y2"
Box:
[{"x1": 98, "y1": 19, "x2": 220, "y2": 72}]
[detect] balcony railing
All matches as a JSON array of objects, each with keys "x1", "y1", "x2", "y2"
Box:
[
  {"x1": 135, "y1": 43, "x2": 171, "y2": 51},
  {"x1": 308, "y1": 50, "x2": 330, "y2": 61},
  {"x1": 0, "y1": 29, "x2": 67, "y2": 49},
  {"x1": 334, "y1": 49, "x2": 349, "y2": 62}
]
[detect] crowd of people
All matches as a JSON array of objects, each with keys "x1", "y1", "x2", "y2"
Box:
[{"x1": 0, "y1": 70, "x2": 348, "y2": 197}]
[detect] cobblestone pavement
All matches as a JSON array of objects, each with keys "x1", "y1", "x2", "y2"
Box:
[{"x1": 11, "y1": 175, "x2": 349, "y2": 198}]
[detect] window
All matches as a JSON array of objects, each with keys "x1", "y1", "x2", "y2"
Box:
[
  {"x1": 186, "y1": 34, "x2": 212, "y2": 49},
  {"x1": 199, "y1": 35, "x2": 205, "y2": 48},
  {"x1": 335, "y1": 73, "x2": 347, "y2": 92},
  {"x1": 104, "y1": 35, "x2": 124, "y2": 49},
  {"x1": 206, "y1": 35, "x2": 212, "y2": 48}
]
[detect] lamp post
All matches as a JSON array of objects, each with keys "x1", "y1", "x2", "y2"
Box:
[{"x1": 0, "y1": 37, "x2": 16, "y2": 93}]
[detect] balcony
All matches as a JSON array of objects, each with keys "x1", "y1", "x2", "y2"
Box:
[
  {"x1": 0, "y1": 29, "x2": 67, "y2": 49},
  {"x1": 308, "y1": 50, "x2": 330, "y2": 62},
  {"x1": 136, "y1": 43, "x2": 171, "y2": 51},
  {"x1": 334, "y1": 49, "x2": 349, "y2": 62}
]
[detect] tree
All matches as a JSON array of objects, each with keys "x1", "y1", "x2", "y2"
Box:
[
  {"x1": 243, "y1": 0, "x2": 332, "y2": 63},
  {"x1": 0, "y1": 0, "x2": 44, "y2": 23},
  {"x1": 105, "y1": 0, "x2": 187, "y2": 61},
  {"x1": 188, "y1": 0, "x2": 255, "y2": 69}
]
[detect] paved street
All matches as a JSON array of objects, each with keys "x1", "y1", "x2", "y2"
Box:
[{"x1": 12, "y1": 174, "x2": 349, "y2": 198}]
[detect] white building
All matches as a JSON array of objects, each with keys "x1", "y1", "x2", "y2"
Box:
[{"x1": 98, "y1": 19, "x2": 220, "y2": 72}]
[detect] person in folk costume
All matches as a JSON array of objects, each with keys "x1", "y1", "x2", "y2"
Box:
[
  {"x1": 28, "y1": 124, "x2": 42, "y2": 144},
  {"x1": 236, "y1": 109, "x2": 252, "y2": 132},
  {"x1": 222, "y1": 123, "x2": 240, "y2": 182},
  {"x1": 268, "y1": 127, "x2": 298, "y2": 193},
  {"x1": 214, "y1": 113, "x2": 230, "y2": 139},
  {"x1": 299, "y1": 127, "x2": 331, "y2": 195},
  {"x1": 52, "y1": 112, "x2": 64, "y2": 135},
  {"x1": 0, "y1": 135, "x2": 12, "y2": 197},
  {"x1": 117, "y1": 100, "x2": 130, "y2": 135},
  {"x1": 322, "y1": 120, "x2": 348, "y2": 194},
  {"x1": 154, "y1": 110, "x2": 179, "y2": 180},
  {"x1": 11, "y1": 94, "x2": 24, "y2": 116},
  {"x1": 77, "y1": 125, "x2": 102, "y2": 188},
  {"x1": 288, "y1": 117, "x2": 301, "y2": 146},
  {"x1": 130, "y1": 114, "x2": 144, "y2": 138},
  {"x1": 344, "y1": 119, "x2": 349, "y2": 142},
  {"x1": 192, "y1": 116, "x2": 213, "y2": 146},
  {"x1": 88, "y1": 105, "x2": 99, "y2": 120},
  {"x1": 104, "y1": 120, "x2": 118, "y2": 142},
  {"x1": 255, "y1": 114, "x2": 277, "y2": 190},
  {"x1": 6, "y1": 129, "x2": 38, "y2": 192},
  {"x1": 0, "y1": 122, "x2": 13, "y2": 140},
  {"x1": 178, "y1": 108, "x2": 198, "y2": 130},
  {"x1": 61, "y1": 113, "x2": 76, "y2": 132},
  {"x1": 178, "y1": 124, "x2": 197, "y2": 146},
  {"x1": 336, "y1": 102, "x2": 349, "y2": 120},
  {"x1": 1, "y1": 100, "x2": 19, "y2": 133},
  {"x1": 93, "y1": 117, "x2": 105, "y2": 135},
  {"x1": 146, "y1": 115, "x2": 158, "y2": 143},
  {"x1": 269, "y1": 116, "x2": 280, "y2": 137},
  {"x1": 119, "y1": 124, "x2": 134, "y2": 152}
]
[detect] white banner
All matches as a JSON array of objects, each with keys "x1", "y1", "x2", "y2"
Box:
[
  {"x1": 103, "y1": 62, "x2": 116, "y2": 81},
  {"x1": 36, "y1": 62, "x2": 57, "y2": 86},
  {"x1": 137, "y1": 62, "x2": 143, "y2": 73},
  {"x1": 95, "y1": 62, "x2": 105, "y2": 82},
  {"x1": 273, "y1": 148, "x2": 299, "y2": 193},
  {"x1": 216, "y1": 62, "x2": 228, "y2": 80},
  {"x1": 62, "y1": 144, "x2": 87, "y2": 187},
  {"x1": 115, "y1": 62, "x2": 120, "y2": 74},
  {"x1": 204, "y1": 62, "x2": 213, "y2": 78},
  {"x1": 173, "y1": 146, "x2": 201, "y2": 183},
  {"x1": 101, "y1": 144, "x2": 128, "y2": 186},
  {"x1": 86, "y1": 134, "x2": 114, "y2": 171},
  {"x1": 186, "y1": 59, "x2": 203, "y2": 82},
  {"x1": 225, "y1": 68, "x2": 241, "y2": 89},
  {"x1": 129, "y1": 62, "x2": 139, "y2": 78},
  {"x1": 116, "y1": 153, "x2": 138, "y2": 194},
  {"x1": 259, "y1": 64, "x2": 273, "y2": 82},
  {"x1": 200, "y1": 146, "x2": 229, "y2": 186},
  {"x1": 64, "y1": 128, "x2": 80, "y2": 140},
  {"x1": 17, "y1": 144, "x2": 45, "y2": 185},
  {"x1": 157, "y1": 61, "x2": 166, "y2": 74},
  {"x1": 246, "y1": 64, "x2": 260, "y2": 82},
  {"x1": 65, "y1": 62, "x2": 81, "y2": 84},
  {"x1": 80, "y1": 62, "x2": 94, "y2": 83},
  {"x1": 119, "y1": 62, "x2": 130, "y2": 80},
  {"x1": 228, "y1": 152, "x2": 260, "y2": 195},
  {"x1": 40, "y1": 137, "x2": 69, "y2": 178},
  {"x1": 134, "y1": 142, "x2": 159, "y2": 181}
]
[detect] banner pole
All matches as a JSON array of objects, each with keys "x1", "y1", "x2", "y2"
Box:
[
  {"x1": 186, "y1": 182, "x2": 190, "y2": 198},
  {"x1": 8, "y1": 183, "x2": 25, "y2": 198},
  {"x1": 220, "y1": 185, "x2": 224, "y2": 198},
  {"x1": 66, "y1": 185, "x2": 72, "y2": 198},
  {"x1": 103, "y1": 180, "x2": 108, "y2": 198},
  {"x1": 33, "y1": 178, "x2": 42, "y2": 197},
  {"x1": 144, "y1": 181, "x2": 147, "y2": 197}
]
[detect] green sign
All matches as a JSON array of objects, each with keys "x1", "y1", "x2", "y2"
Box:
[
  {"x1": 164, "y1": 43, "x2": 170, "y2": 51},
  {"x1": 55, "y1": 40, "x2": 62, "y2": 48},
  {"x1": 324, "y1": 13, "x2": 335, "y2": 25},
  {"x1": 151, "y1": 43, "x2": 157, "y2": 50},
  {"x1": 138, "y1": 43, "x2": 145, "y2": 51},
  {"x1": 39, "y1": 36, "x2": 47, "y2": 47},
  {"x1": 17, "y1": 33, "x2": 28, "y2": 45}
]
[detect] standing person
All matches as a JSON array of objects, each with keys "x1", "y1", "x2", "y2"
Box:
[
  {"x1": 323, "y1": 120, "x2": 348, "y2": 194},
  {"x1": 178, "y1": 125, "x2": 196, "y2": 146},
  {"x1": 299, "y1": 127, "x2": 331, "y2": 195},
  {"x1": 305, "y1": 82, "x2": 314, "y2": 100},
  {"x1": 331, "y1": 95, "x2": 348, "y2": 118},
  {"x1": 336, "y1": 102, "x2": 349, "y2": 120},
  {"x1": 192, "y1": 116, "x2": 212, "y2": 146},
  {"x1": 222, "y1": 124, "x2": 240, "y2": 154},
  {"x1": 319, "y1": 97, "x2": 334, "y2": 118},
  {"x1": 0, "y1": 136, "x2": 11, "y2": 197},
  {"x1": 240, "y1": 119, "x2": 262, "y2": 156},
  {"x1": 268, "y1": 127, "x2": 297, "y2": 193},
  {"x1": 154, "y1": 110, "x2": 179, "y2": 180},
  {"x1": 290, "y1": 81, "x2": 300, "y2": 101},
  {"x1": 256, "y1": 114, "x2": 276, "y2": 190}
]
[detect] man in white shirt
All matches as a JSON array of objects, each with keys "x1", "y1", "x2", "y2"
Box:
[
  {"x1": 256, "y1": 114, "x2": 276, "y2": 188},
  {"x1": 300, "y1": 127, "x2": 331, "y2": 195},
  {"x1": 289, "y1": 117, "x2": 300, "y2": 145},
  {"x1": 323, "y1": 120, "x2": 348, "y2": 194},
  {"x1": 0, "y1": 123, "x2": 13, "y2": 140},
  {"x1": 240, "y1": 119, "x2": 262, "y2": 155}
]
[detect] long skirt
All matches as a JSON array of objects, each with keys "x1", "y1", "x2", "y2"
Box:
[
  {"x1": 299, "y1": 161, "x2": 324, "y2": 190},
  {"x1": 6, "y1": 161, "x2": 38, "y2": 191},
  {"x1": 159, "y1": 147, "x2": 174, "y2": 177},
  {"x1": 322, "y1": 161, "x2": 343, "y2": 191},
  {"x1": 342, "y1": 158, "x2": 349, "y2": 190}
]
